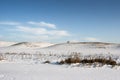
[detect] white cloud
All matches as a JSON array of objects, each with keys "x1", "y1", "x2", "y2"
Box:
[
  {"x1": 28, "y1": 21, "x2": 56, "y2": 29},
  {"x1": 1, "y1": 21, "x2": 70, "y2": 41},
  {"x1": 84, "y1": 37, "x2": 100, "y2": 42},
  {"x1": 15, "y1": 26, "x2": 70, "y2": 37},
  {"x1": 16, "y1": 26, "x2": 47, "y2": 35},
  {"x1": 0, "y1": 21, "x2": 20, "y2": 25},
  {"x1": 48, "y1": 30, "x2": 70, "y2": 36}
]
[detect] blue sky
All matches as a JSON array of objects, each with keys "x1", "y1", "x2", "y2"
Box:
[{"x1": 0, "y1": 0, "x2": 120, "y2": 43}]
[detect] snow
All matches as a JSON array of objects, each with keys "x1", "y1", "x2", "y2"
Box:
[
  {"x1": 0, "y1": 41, "x2": 16, "y2": 47},
  {"x1": 0, "y1": 41, "x2": 54, "y2": 53},
  {"x1": 10, "y1": 42, "x2": 54, "y2": 48},
  {"x1": 0, "y1": 42, "x2": 120, "y2": 80},
  {"x1": 0, "y1": 42, "x2": 120, "y2": 55},
  {"x1": 0, "y1": 61, "x2": 120, "y2": 80}
]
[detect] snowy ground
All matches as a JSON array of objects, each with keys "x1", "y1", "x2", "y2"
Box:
[
  {"x1": 0, "y1": 42, "x2": 120, "y2": 80},
  {"x1": 0, "y1": 61, "x2": 120, "y2": 80}
]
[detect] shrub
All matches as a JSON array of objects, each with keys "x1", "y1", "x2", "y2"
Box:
[
  {"x1": 59, "y1": 57, "x2": 80, "y2": 64},
  {"x1": 59, "y1": 53, "x2": 81, "y2": 64},
  {"x1": 81, "y1": 58, "x2": 116, "y2": 66},
  {"x1": 59, "y1": 54, "x2": 117, "y2": 66},
  {"x1": 43, "y1": 61, "x2": 50, "y2": 64}
]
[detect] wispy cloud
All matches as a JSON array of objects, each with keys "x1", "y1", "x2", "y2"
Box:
[
  {"x1": 16, "y1": 26, "x2": 47, "y2": 35},
  {"x1": 0, "y1": 21, "x2": 20, "y2": 25},
  {"x1": 28, "y1": 21, "x2": 56, "y2": 29},
  {"x1": 1, "y1": 21, "x2": 71, "y2": 41},
  {"x1": 84, "y1": 37, "x2": 100, "y2": 42},
  {"x1": 15, "y1": 26, "x2": 70, "y2": 37}
]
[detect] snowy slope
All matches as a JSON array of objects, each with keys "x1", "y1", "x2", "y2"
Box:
[
  {"x1": 0, "y1": 41, "x2": 16, "y2": 47},
  {"x1": 10, "y1": 42, "x2": 54, "y2": 48},
  {"x1": 46, "y1": 42, "x2": 119, "y2": 49},
  {"x1": 0, "y1": 42, "x2": 120, "y2": 55},
  {"x1": 40, "y1": 42, "x2": 120, "y2": 55},
  {"x1": 0, "y1": 42, "x2": 54, "y2": 53}
]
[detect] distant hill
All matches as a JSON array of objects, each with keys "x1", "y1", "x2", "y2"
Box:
[
  {"x1": 10, "y1": 42, "x2": 54, "y2": 48},
  {"x1": 0, "y1": 41, "x2": 16, "y2": 47},
  {"x1": 0, "y1": 41, "x2": 119, "y2": 55},
  {"x1": 45, "y1": 42, "x2": 119, "y2": 49}
]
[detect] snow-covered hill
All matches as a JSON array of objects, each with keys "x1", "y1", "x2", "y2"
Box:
[
  {"x1": 0, "y1": 42, "x2": 120, "y2": 55},
  {"x1": 40, "y1": 42, "x2": 120, "y2": 55},
  {"x1": 11, "y1": 42, "x2": 54, "y2": 48},
  {"x1": 46, "y1": 42, "x2": 119, "y2": 49},
  {"x1": 0, "y1": 41, "x2": 16, "y2": 47},
  {"x1": 0, "y1": 41, "x2": 54, "y2": 53}
]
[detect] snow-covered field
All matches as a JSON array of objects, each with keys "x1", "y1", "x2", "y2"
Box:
[
  {"x1": 0, "y1": 41, "x2": 120, "y2": 80},
  {"x1": 0, "y1": 61, "x2": 120, "y2": 80}
]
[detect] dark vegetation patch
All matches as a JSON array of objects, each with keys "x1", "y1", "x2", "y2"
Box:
[
  {"x1": 58, "y1": 53, "x2": 117, "y2": 66},
  {"x1": 43, "y1": 61, "x2": 50, "y2": 64}
]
